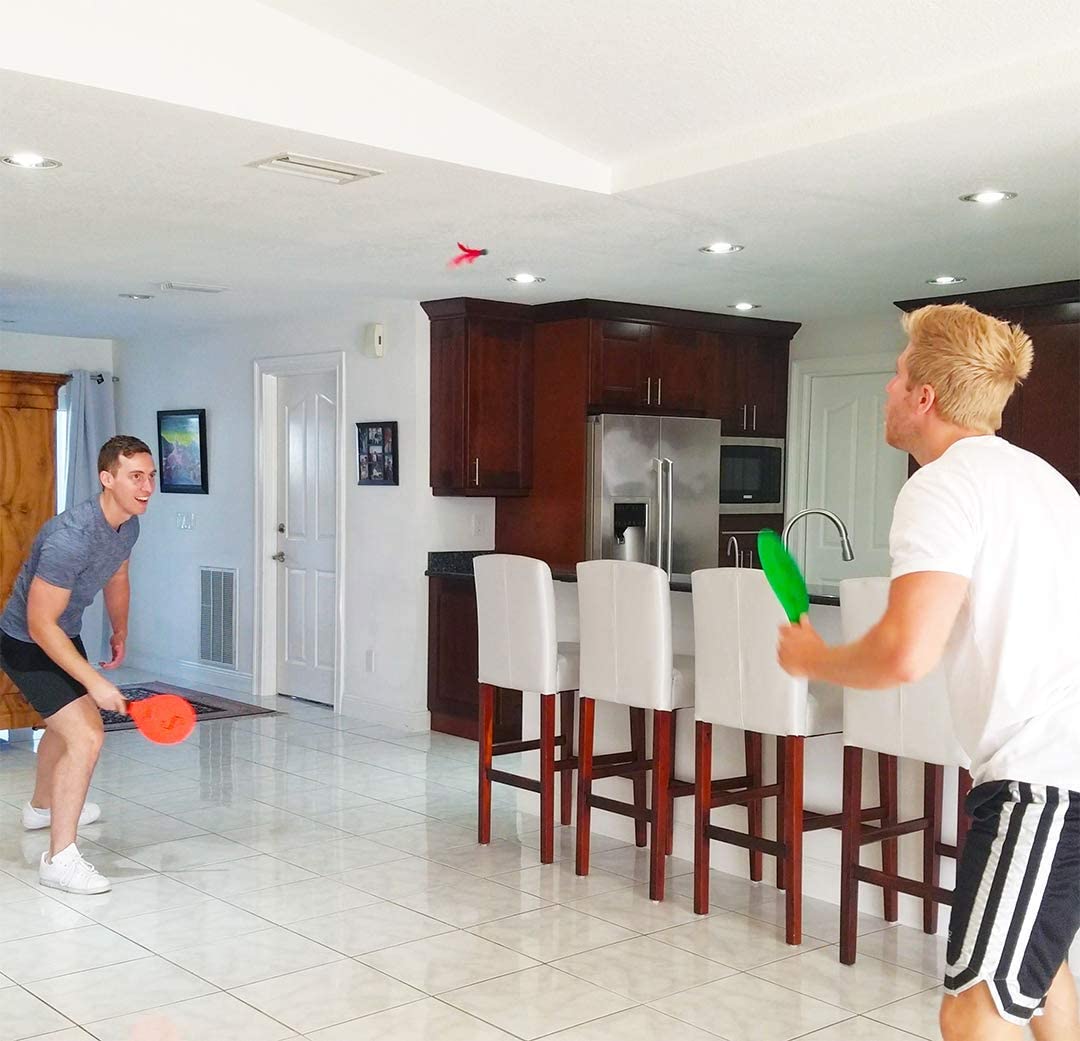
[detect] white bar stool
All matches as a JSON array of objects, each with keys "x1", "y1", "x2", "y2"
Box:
[
  {"x1": 474, "y1": 554, "x2": 580, "y2": 864},
  {"x1": 690, "y1": 567, "x2": 845, "y2": 945},
  {"x1": 575, "y1": 560, "x2": 696, "y2": 902},
  {"x1": 838, "y1": 577, "x2": 972, "y2": 963}
]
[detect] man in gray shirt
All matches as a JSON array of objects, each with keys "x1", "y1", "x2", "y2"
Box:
[{"x1": 0, "y1": 435, "x2": 155, "y2": 894}]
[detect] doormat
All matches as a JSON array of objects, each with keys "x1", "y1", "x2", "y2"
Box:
[{"x1": 102, "y1": 681, "x2": 277, "y2": 732}]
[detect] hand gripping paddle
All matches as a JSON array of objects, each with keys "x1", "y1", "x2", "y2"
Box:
[
  {"x1": 757, "y1": 529, "x2": 810, "y2": 623},
  {"x1": 126, "y1": 694, "x2": 196, "y2": 745}
]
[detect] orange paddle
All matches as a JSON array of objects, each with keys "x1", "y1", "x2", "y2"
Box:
[{"x1": 126, "y1": 694, "x2": 196, "y2": 744}]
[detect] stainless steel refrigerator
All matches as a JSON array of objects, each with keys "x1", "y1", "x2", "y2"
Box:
[{"x1": 585, "y1": 414, "x2": 722, "y2": 580}]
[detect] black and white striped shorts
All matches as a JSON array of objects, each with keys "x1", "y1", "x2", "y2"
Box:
[{"x1": 945, "y1": 780, "x2": 1080, "y2": 1025}]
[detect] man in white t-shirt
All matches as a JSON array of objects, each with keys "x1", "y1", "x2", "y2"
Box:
[{"x1": 778, "y1": 303, "x2": 1080, "y2": 1041}]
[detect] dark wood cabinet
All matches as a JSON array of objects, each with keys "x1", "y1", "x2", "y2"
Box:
[
  {"x1": 423, "y1": 300, "x2": 534, "y2": 496},
  {"x1": 652, "y1": 325, "x2": 708, "y2": 413},
  {"x1": 427, "y1": 575, "x2": 521, "y2": 742},
  {"x1": 1008, "y1": 317, "x2": 1079, "y2": 488},
  {"x1": 588, "y1": 320, "x2": 653, "y2": 409},
  {"x1": 719, "y1": 513, "x2": 783, "y2": 569},
  {"x1": 706, "y1": 334, "x2": 790, "y2": 435}
]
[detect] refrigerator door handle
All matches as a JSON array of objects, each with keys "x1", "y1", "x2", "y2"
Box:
[
  {"x1": 663, "y1": 457, "x2": 674, "y2": 577},
  {"x1": 654, "y1": 457, "x2": 664, "y2": 569}
]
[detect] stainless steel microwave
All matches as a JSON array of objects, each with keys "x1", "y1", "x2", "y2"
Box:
[{"x1": 719, "y1": 436, "x2": 785, "y2": 514}]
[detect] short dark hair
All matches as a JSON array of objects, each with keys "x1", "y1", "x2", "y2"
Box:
[{"x1": 98, "y1": 435, "x2": 154, "y2": 476}]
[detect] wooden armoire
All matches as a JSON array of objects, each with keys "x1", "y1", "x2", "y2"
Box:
[{"x1": 0, "y1": 370, "x2": 69, "y2": 729}]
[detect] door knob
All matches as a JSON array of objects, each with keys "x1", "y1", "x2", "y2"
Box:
[{"x1": 271, "y1": 551, "x2": 285, "y2": 562}]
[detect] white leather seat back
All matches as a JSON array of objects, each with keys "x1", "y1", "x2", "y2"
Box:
[
  {"x1": 475, "y1": 554, "x2": 558, "y2": 694},
  {"x1": 577, "y1": 560, "x2": 674, "y2": 710},
  {"x1": 553, "y1": 580, "x2": 580, "y2": 645},
  {"x1": 840, "y1": 577, "x2": 969, "y2": 767},
  {"x1": 691, "y1": 568, "x2": 810, "y2": 736}
]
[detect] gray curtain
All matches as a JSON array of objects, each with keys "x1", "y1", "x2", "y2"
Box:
[
  {"x1": 64, "y1": 369, "x2": 117, "y2": 508},
  {"x1": 63, "y1": 369, "x2": 118, "y2": 660}
]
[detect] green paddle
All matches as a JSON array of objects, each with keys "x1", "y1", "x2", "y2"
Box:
[{"x1": 757, "y1": 529, "x2": 810, "y2": 623}]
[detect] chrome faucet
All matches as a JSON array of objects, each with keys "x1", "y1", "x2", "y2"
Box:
[
  {"x1": 726, "y1": 535, "x2": 741, "y2": 567},
  {"x1": 782, "y1": 508, "x2": 855, "y2": 561}
]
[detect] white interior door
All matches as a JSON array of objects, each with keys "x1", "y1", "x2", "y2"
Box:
[
  {"x1": 800, "y1": 371, "x2": 908, "y2": 585},
  {"x1": 275, "y1": 371, "x2": 337, "y2": 704}
]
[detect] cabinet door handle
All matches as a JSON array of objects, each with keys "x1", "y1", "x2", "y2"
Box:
[
  {"x1": 657, "y1": 377, "x2": 662, "y2": 407},
  {"x1": 752, "y1": 404, "x2": 757, "y2": 431},
  {"x1": 474, "y1": 457, "x2": 479, "y2": 486},
  {"x1": 741, "y1": 404, "x2": 748, "y2": 430},
  {"x1": 646, "y1": 377, "x2": 652, "y2": 405}
]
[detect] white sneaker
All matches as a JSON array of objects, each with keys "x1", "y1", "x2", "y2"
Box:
[
  {"x1": 39, "y1": 843, "x2": 111, "y2": 895},
  {"x1": 22, "y1": 802, "x2": 102, "y2": 831}
]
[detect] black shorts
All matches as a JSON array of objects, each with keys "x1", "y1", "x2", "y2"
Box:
[
  {"x1": 945, "y1": 780, "x2": 1080, "y2": 1025},
  {"x1": 0, "y1": 630, "x2": 90, "y2": 719}
]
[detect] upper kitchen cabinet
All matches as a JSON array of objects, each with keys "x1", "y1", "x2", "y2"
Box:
[
  {"x1": 587, "y1": 319, "x2": 653, "y2": 409},
  {"x1": 896, "y1": 281, "x2": 1080, "y2": 491},
  {"x1": 423, "y1": 298, "x2": 534, "y2": 496},
  {"x1": 588, "y1": 320, "x2": 707, "y2": 413},
  {"x1": 705, "y1": 333, "x2": 791, "y2": 436}
]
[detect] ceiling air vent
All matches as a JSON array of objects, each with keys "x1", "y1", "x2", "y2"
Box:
[
  {"x1": 159, "y1": 282, "x2": 229, "y2": 294},
  {"x1": 248, "y1": 153, "x2": 384, "y2": 185}
]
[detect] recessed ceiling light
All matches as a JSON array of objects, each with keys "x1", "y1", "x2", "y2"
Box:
[
  {"x1": 506, "y1": 273, "x2": 545, "y2": 284},
  {"x1": 730, "y1": 302, "x2": 760, "y2": 311},
  {"x1": 2, "y1": 152, "x2": 62, "y2": 170},
  {"x1": 925, "y1": 276, "x2": 966, "y2": 286},
  {"x1": 959, "y1": 190, "x2": 1017, "y2": 205},
  {"x1": 118, "y1": 293, "x2": 154, "y2": 300},
  {"x1": 699, "y1": 242, "x2": 745, "y2": 255}
]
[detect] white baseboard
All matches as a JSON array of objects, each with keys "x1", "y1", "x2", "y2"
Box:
[
  {"x1": 122, "y1": 653, "x2": 255, "y2": 696},
  {"x1": 340, "y1": 693, "x2": 430, "y2": 732}
]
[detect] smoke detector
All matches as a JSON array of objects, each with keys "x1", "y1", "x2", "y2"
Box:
[{"x1": 248, "y1": 153, "x2": 384, "y2": 185}]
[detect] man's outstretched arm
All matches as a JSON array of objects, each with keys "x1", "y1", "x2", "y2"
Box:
[{"x1": 777, "y1": 571, "x2": 969, "y2": 689}]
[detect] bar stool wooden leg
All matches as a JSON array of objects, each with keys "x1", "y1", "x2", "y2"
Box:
[
  {"x1": 879, "y1": 753, "x2": 899, "y2": 922},
  {"x1": 540, "y1": 693, "x2": 556, "y2": 864},
  {"x1": 694, "y1": 721, "x2": 713, "y2": 915},
  {"x1": 478, "y1": 683, "x2": 495, "y2": 845},
  {"x1": 923, "y1": 762, "x2": 944, "y2": 934},
  {"x1": 629, "y1": 707, "x2": 648, "y2": 847},
  {"x1": 745, "y1": 731, "x2": 763, "y2": 882},
  {"x1": 782, "y1": 735, "x2": 804, "y2": 945},
  {"x1": 559, "y1": 691, "x2": 576, "y2": 826},
  {"x1": 840, "y1": 744, "x2": 863, "y2": 964},
  {"x1": 956, "y1": 767, "x2": 973, "y2": 862},
  {"x1": 575, "y1": 697, "x2": 596, "y2": 877},
  {"x1": 666, "y1": 710, "x2": 678, "y2": 856},
  {"x1": 776, "y1": 735, "x2": 787, "y2": 891},
  {"x1": 650, "y1": 709, "x2": 673, "y2": 902}
]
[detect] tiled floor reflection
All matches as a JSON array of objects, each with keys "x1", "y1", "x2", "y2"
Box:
[{"x1": 0, "y1": 682, "x2": 1001, "y2": 1040}]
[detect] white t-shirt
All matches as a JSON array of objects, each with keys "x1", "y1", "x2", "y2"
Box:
[{"x1": 890, "y1": 436, "x2": 1080, "y2": 792}]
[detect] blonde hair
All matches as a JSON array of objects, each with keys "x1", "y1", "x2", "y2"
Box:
[{"x1": 901, "y1": 303, "x2": 1033, "y2": 433}]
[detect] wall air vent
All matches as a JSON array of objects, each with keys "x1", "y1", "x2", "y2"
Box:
[
  {"x1": 200, "y1": 567, "x2": 237, "y2": 669},
  {"x1": 159, "y1": 282, "x2": 229, "y2": 294},
  {"x1": 247, "y1": 153, "x2": 384, "y2": 185}
]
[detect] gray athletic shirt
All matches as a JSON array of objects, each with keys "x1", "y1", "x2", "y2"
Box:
[{"x1": 0, "y1": 496, "x2": 139, "y2": 642}]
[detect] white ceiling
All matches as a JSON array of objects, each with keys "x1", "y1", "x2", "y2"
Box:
[{"x1": 1, "y1": 2, "x2": 1078, "y2": 341}]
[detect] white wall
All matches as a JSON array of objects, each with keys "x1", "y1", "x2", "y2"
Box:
[
  {"x1": 790, "y1": 308, "x2": 905, "y2": 364},
  {"x1": 114, "y1": 302, "x2": 493, "y2": 729},
  {"x1": 0, "y1": 331, "x2": 114, "y2": 373}
]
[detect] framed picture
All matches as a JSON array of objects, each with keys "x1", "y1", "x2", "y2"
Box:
[
  {"x1": 157, "y1": 409, "x2": 209, "y2": 494},
  {"x1": 357, "y1": 420, "x2": 398, "y2": 486}
]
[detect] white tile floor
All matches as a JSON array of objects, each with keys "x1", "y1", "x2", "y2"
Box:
[{"x1": 0, "y1": 685, "x2": 1014, "y2": 1041}]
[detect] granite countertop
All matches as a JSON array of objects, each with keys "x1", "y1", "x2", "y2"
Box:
[{"x1": 426, "y1": 551, "x2": 841, "y2": 607}]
